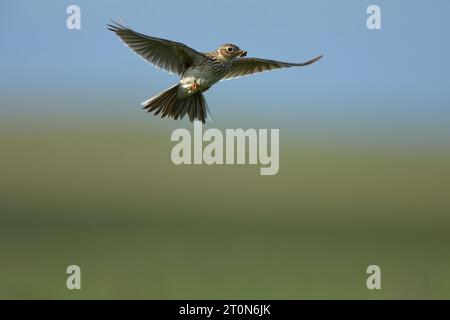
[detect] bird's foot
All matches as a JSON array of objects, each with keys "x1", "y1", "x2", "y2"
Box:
[{"x1": 189, "y1": 81, "x2": 199, "y2": 92}]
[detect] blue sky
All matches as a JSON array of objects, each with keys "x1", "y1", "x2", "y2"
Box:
[{"x1": 1, "y1": 0, "x2": 449, "y2": 142}]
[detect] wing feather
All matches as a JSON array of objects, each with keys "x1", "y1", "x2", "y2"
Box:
[
  {"x1": 108, "y1": 20, "x2": 204, "y2": 75},
  {"x1": 223, "y1": 55, "x2": 323, "y2": 80}
]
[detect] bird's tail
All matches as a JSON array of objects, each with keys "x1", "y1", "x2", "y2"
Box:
[{"x1": 141, "y1": 85, "x2": 210, "y2": 123}]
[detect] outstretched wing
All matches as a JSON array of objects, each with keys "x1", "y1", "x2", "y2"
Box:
[
  {"x1": 222, "y1": 55, "x2": 323, "y2": 80},
  {"x1": 108, "y1": 20, "x2": 205, "y2": 75}
]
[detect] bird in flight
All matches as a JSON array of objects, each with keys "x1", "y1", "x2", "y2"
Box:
[{"x1": 108, "y1": 21, "x2": 323, "y2": 123}]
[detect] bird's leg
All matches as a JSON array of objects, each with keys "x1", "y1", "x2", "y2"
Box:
[{"x1": 189, "y1": 80, "x2": 199, "y2": 92}]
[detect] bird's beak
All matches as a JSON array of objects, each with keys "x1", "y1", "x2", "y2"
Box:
[{"x1": 238, "y1": 50, "x2": 247, "y2": 57}]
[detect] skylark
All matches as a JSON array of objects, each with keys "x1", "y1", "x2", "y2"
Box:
[{"x1": 108, "y1": 21, "x2": 323, "y2": 123}]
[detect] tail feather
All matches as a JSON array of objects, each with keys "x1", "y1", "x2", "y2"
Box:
[
  {"x1": 141, "y1": 84, "x2": 209, "y2": 123},
  {"x1": 141, "y1": 84, "x2": 174, "y2": 111},
  {"x1": 188, "y1": 96, "x2": 196, "y2": 122},
  {"x1": 175, "y1": 97, "x2": 189, "y2": 120},
  {"x1": 152, "y1": 91, "x2": 172, "y2": 116},
  {"x1": 198, "y1": 94, "x2": 206, "y2": 122},
  {"x1": 176, "y1": 98, "x2": 189, "y2": 120}
]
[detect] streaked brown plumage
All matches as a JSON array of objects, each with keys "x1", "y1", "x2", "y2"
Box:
[{"x1": 108, "y1": 20, "x2": 323, "y2": 123}]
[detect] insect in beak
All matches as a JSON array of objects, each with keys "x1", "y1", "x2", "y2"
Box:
[{"x1": 239, "y1": 50, "x2": 247, "y2": 57}]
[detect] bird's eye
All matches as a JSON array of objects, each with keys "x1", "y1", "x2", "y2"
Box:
[{"x1": 227, "y1": 47, "x2": 233, "y2": 53}]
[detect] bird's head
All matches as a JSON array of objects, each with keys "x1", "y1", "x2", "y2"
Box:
[{"x1": 217, "y1": 44, "x2": 247, "y2": 61}]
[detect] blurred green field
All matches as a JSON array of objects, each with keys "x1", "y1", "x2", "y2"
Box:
[{"x1": 1, "y1": 121, "x2": 450, "y2": 299}]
